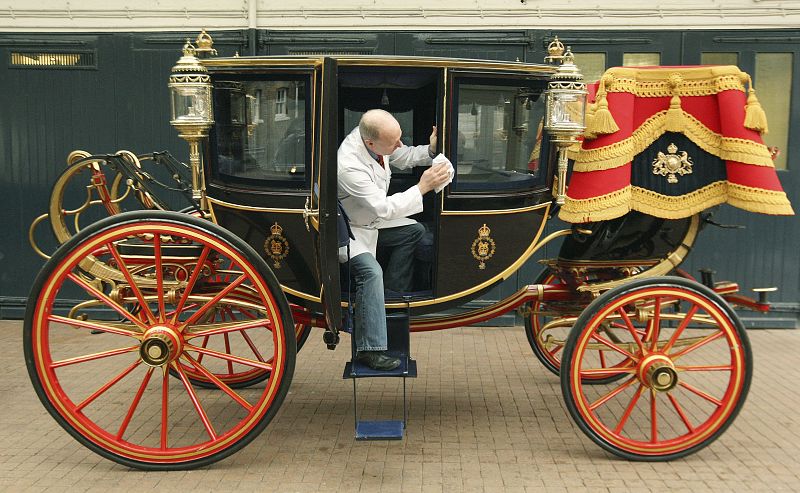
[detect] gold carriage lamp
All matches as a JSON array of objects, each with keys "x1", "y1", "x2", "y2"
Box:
[
  {"x1": 169, "y1": 38, "x2": 214, "y2": 209},
  {"x1": 543, "y1": 37, "x2": 587, "y2": 205}
]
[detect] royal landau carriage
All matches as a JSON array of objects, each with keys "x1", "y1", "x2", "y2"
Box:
[{"x1": 25, "y1": 32, "x2": 793, "y2": 469}]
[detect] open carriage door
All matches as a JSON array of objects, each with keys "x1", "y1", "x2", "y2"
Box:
[{"x1": 309, "y1": 57, "x2": 342, "y2": 332}]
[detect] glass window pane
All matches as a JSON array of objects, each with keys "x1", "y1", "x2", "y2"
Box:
[
  {"x1": 213, "y1": 79, "x2": 308, "y2": 185},
  {"x1": 755, "y1": 53, "x2": 792, "y2": 170},
  {"x1": 701, "y1": 52, "x2": 739, "y2": 66},
  {"x1": 453, "y1": 81, "x2": 546, "y2": 192},
  {"x1": 623, "y1": 52, "x2": 661, "y2": 67},
  {"x1": 573, "y1": 53, "x2": 606, "y2": 83}
]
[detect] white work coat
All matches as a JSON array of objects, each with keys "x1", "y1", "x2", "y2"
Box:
[{"x1": 337, "y1": 127, "x2": 432, "y2": 262}]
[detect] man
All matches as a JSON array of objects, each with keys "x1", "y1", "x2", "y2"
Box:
[{"x1": 338, "y1": 109, "x2": 451, "y2": 370}]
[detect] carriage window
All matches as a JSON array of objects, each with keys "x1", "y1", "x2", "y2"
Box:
[
  {"x1": 451, "y1": 80, "x2": 547, "y2": 192},
  {"x1": 212, "y1": 78, "x2": 309, "y2": 187}
]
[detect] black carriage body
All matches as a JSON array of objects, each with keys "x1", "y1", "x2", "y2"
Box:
[{"x1": 201, "y1": 55, "x2": 557, "y2": 315}]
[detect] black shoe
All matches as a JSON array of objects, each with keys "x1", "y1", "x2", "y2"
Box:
[{"x1": 356, "y1": 351, "x2": 401, "y2": 371}]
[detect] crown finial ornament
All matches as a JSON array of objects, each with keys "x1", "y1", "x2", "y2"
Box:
[
  {"x1": 194, "y1": 29, "x2": 218, "y2": 58},
  {"x1": 547, "y1": 36, "x2": 565, "y2": 59}
]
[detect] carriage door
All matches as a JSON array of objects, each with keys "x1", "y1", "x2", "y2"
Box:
[{"x1": 309, "y1": 57, "x2": 342, "y2": 331}]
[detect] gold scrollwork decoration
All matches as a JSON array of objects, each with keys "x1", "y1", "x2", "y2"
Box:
[
  {"x1": 652, "y1": 143, "x2": 693, "y2": 184},
  {"x1": 470, "y1": 223, "x2": 496, "y2": 270},
  {"x1": 264, "y1": 222, "x2": 290, "y2": 268}
]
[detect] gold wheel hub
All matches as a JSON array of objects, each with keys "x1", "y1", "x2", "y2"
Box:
[
  {"x1": 638, "y1": 354, "x2": 678, "y2": 392},
  {"x1": 139, "y1": 326, "x2": 183, "y2": 367}
]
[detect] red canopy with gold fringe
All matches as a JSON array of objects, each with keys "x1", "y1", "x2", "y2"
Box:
[{"x1": 559, "y1": 65, "x2": 793, "y2": 223}]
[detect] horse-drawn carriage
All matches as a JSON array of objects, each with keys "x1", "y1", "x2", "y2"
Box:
[{"x1": 25, "y1": 33, "x2": 792, "y2": 469}]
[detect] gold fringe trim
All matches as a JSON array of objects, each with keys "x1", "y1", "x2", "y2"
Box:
[
  {"x1": 728, "y1": 182, "x2": 794, "y2": 215},
  {"x1": 600, "y1": 66, "x2": 747, "y2": 97},
  {"x1": 574, "y1": 110, "x2": 774, "y2": 172},
  {"x1": 559, "y1": 181, "x2": 793, "y2": 223}
]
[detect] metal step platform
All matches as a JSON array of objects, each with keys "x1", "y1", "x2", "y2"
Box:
[{"x1": 343, "y1": 310, "x2": 416, "y2": 440}]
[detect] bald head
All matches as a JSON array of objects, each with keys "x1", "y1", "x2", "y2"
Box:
[{"x1": 360, "y1": 109, "x2": 403, "y2": 156}]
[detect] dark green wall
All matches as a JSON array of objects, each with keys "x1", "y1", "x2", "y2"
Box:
[{"x1": 1, "y1": 29, "x2": 797, "y2": 327}]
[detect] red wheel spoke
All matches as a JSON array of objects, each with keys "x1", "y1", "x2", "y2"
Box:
[
  {"x1": 197, "y1": 336, "x2": 209, "y2": 364},
  {"x1": 590, "y1": 333, "x2": 637, "y2": 360},
  {"x1": 547, "y1": 344, "x2": 564, "y2": 357},
  {"x1": 48, "y1": 314, "x2": 141, "y2": 338},
  {"x1": 616, "y1": 308, "x2": 645, "y2": 353},
  {"x1": 51, "y1": 345, "x2": 139, "y2": 368},
  {"x1": 237, "y1": 307, "x2": 259, "y2": 320},
  {"x1": 116, "y1": 367, "x2": 154, "y2": 439},
  {"x1": 589, "y1": 376, "x2": 637, "y2": 411},
  {"x1": 678, "y1": 381, "x2": 724, "y2": 407},
  {"x1": 171, "y1": 362, "x2": 217, "y2": 440},
  {"x1": 185, "y1": 318, "x2": 274, "y2": 339},
  {"x1": 598, "y1": 349, "x2": 607, "y2": 368},
  {"x1": 185, "y1": 344, "x2": 274, "y2": 372},
  {"x1": 181, "y1": 354, "x2": 254, "y2": 411},
  {"x1": 105, "y1": 242, "x2": 157, "y2": 324},
  {"x1": 667, "y1": 393, "x2": 695, "y2": 433},
  {"x1": 183, "y1": 275, "x2": 247, "y2": 327},
  {"x1": 75, "y1": 359, "x2": 142, "y2": 412},
  {"x1": 676, "y1": 364, "x2": 733, "y2": 372},
  {"x1": 171, "y1": 246, "x2": 211, "y2": 325},
  {"x1": 648, "y1": 297, "x2": 661, "y2": 352},
  {"x1": 650, "y1": 389, "x2": 658, "y2": 443},
  {"x1": 153, "y1": 234, "x2": 166, "y2": 322},
  {"x1": 670, "y1": 330, "x2": 724, "y2": 360},
  {"x1": 223, "y1": 333, "x2": 234, "y2": 374},
  {"x1": 239, "y1": 329, "x2": 266, "y2": 362},
  {"x1": 614, "y1": 384, "x2": 645, "y2": 434},
  {"x1": 160, "y1": 369, "x2": 168, "y2": 450},
  {"x1": 580, "y1": 366, "x2": 635, "y2": 377},
  {"x1": 66, "y1": 274, "x2": 148, "y2": 331},
  {"x1": 662, "y1": 304, "x2": 700, "y2": 353}
]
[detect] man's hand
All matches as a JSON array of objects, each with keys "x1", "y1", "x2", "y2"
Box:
[
  {"x1": 418, "y1": 162, "x2": 450, "y2": 195},
  {"x1": 428, "y1": 125, "x2": 437, "y2": 155}
]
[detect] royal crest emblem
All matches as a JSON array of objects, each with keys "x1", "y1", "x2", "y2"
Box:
[
  {"x1": 652, "y1": 143, "x2": 693, "y2": 184},
  {"x1": 470, "y1": 223, "x2": 496, "y2": 270},
  {"x1": 264, "y1": 222, "x2": 289, "y2": 268}
]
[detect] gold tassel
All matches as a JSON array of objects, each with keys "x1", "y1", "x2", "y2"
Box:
[
  {"x1": 586, "y1": 92, "x2": 619, "y2": 135},
  {"x1": 664, "y1": 72, "x2": 684, "y2": 132},
  {"x1": 744, "y1": 87, "x2": 769, "y2": 134},
  {"x1": 665, "y1": 94, "x2": 684, "y2": 132},
  {"x1": 583, "y1": 102, "x2": 597, "y2": 139}
]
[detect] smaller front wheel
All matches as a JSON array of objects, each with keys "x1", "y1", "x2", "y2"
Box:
[{"x1": 561, "y1": 276, "x2": 751, "y2": 460}]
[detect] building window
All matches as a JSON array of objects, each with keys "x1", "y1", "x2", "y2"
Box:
[{"x1": 275, "y1": 88, "x2": 289, "y2": 121}]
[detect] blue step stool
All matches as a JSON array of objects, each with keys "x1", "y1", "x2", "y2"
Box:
[{"x1": 343, "y1": 309, "x2": 416, "y2": 440}]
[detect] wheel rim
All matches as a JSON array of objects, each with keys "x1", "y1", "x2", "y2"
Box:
[
  {"x1": 28, "y1": 219, "x2": 290, "y2": 465},
  {"x1": 566, "y1": 284, "x2": 749, "y2": 457}
]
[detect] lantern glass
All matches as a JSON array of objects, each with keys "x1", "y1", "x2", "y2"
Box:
[
  {"x1": 545, "y1": 89, "x2": 587, "y2": 134},
  {"x1": 170, "y1": 84, "x2": 212, "y2": 124}
]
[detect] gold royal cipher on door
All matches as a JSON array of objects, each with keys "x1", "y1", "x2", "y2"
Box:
[
  {"x1": 264, "y1": 222, "x2": 290, "y2": 268},
  {"x1": 471, "y1": 223, "x2": 496, "y2": 270}
]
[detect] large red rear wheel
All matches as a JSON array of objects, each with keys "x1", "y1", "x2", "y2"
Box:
[
  {"x1": 24, "y1": 211, "x2": 296, "y2": 470},
  {"x1": 561, "y1": 277, "x2": 751, "y2": 460}
]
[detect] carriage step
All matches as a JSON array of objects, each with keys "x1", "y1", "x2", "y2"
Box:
[
  {"x1": 355, "y1": 420, "x2": 404, "y2": 440},
  {"x1": 343, "y1": 357, "x2": 417, "y2": 378}
]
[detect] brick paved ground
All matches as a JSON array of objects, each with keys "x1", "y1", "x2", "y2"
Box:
[{"x1": 2, "y1": 318, "x2": 799, "y2": 492}]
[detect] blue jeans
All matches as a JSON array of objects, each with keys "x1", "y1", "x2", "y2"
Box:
[{"x1": 349, "y1": 222, "x2": 424, "y2": 352}]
